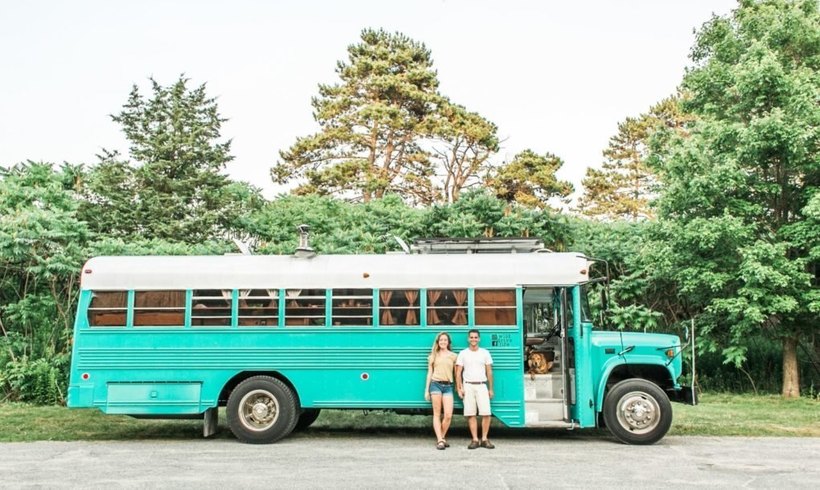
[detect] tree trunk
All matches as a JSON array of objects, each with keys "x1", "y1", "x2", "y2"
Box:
[{"x1": 781, "y1": 336, "x2": 800, "y2": 398}]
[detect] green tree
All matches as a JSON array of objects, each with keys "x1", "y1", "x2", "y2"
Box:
[
  {"x1": 80, "y1": 76, "x2": 256, "y2": 243},
  {"x1": 487, "y1": 149, "x2": 574, "y2": 210},
  {"x1": 0, "y1": 162, "x2": 91, "y2": 403},
  {"x1": 430, "y1": 101, "x2": 499, "y2": 203},
  {"x1": 651, "y1": 0, "x2": 819, "y2": 397},
  {"x1": 273, "y1": 29, "x2": 441, "y2": 203},
  {"x1": 578, "y1": 96, "x2": 692, "y2": 221},
  {"x1": 245, "y1": 194, "x2": 426, "y2": 254}
]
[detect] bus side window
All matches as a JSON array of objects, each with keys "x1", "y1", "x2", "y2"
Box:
[
  {"x1": 427, "y1": 289, "x2": 467, "y2": 326},
  {"x1": 238, "y1": 289, "x2": 279, "y2": 326},
  {"x1": 284, "y1": 289, "x2": 325, "y2": 326},
  {"x1": 88, "y1": 291, "x2": 128, "y2": 326},
  {"x1": 191, "y1": 290, "x2": 233, "y2": 326},
  {"x1": 379, "y1": 289, "x2": 420, "y2": 326},
  {"x1": 475, "y1": 289, "x2": 517, "y2": 326},
  {"x1": 134, "y1": 291, "x2": 185, "y2": 327},
  {"x1": 332, "y1": 289, "x2": 372, "y2": 326}
]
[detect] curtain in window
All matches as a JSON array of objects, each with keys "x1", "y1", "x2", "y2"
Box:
[
  {"x1": 286, "y1": 289, "x2": 301, "y2": 307},
  {"x1": 453, "y1": 290, "x2": 467, "y2": 325},
  {"x1": 427, "y1": 290, "x2": 442, "y2": 325},
  {"x1": 239, "y1": 289, "x2": 251, "y2": 308},
  {"x1": 380, "y1": 290, "x2": 394, "y2": 325},
  {"x1": 266, "y1": 289, "x2": 279, "y2": 309},
  {"x1": 404, "y1": 290, "x2": 419, "y2": 325}
]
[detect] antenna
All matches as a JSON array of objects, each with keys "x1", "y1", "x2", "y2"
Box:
[
  {"x1": 393, "y1": 235, "x2": 411, "y2": 254},
  {"x1": 232, "y1": 238, "x2": 252, "y2": 256}
]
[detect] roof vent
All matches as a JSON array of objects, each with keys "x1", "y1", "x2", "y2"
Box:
[{"x1": 294, "y1": 224, "x2": 316, "y2": 259}]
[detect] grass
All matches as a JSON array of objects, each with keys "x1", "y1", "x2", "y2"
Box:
[
  {"x1": 0, "y1": 393, "x2": 817, "y2": 443},
  {"x1": 670, "y1": 393, "x2": 820, "y2": 437}
]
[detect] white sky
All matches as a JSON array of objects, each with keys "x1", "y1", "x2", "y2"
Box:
[{"x1": 0, "y1": 0, "x2": 737, "y2": 200}]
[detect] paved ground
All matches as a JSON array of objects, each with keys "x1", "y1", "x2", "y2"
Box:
[{"x1": 2, "y1": 435, "x2": 818, "y2": 488}]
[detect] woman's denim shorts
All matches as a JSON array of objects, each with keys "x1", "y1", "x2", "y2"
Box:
[{"x1": 429, "y1": 380, "x2": 454, "y2": 396}]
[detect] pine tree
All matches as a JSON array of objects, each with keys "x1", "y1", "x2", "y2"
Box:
[
  {"x1": 578, "y1": 97, "x2": 691, "y2": 221},
  {"x1": 487, "y1": 150, "x2": 573, "y2": 210},
  {"x1": 273, "y1": 29, "x2": 441, "y2": 203}
]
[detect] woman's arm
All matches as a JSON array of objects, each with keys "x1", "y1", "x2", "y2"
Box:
[{"x1": 424, "y1": 360, "x2": 433, "y2": 401}]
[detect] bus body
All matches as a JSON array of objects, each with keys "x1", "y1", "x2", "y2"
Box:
[{"x1": 68, "y1": 252, "x2": 694, "y2": 444}]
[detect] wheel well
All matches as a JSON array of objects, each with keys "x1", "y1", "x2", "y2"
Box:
[
  {"x1": 605, "y1": 364, "x2": 674, "y2": 393},
  {"x1": 218, "y1": 371, "x2": 299, "y2": 407}
]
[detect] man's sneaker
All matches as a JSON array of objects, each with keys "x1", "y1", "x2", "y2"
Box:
[
  {"x1": 480, "y1": 439, "x2": 495, "y2": 449},
  {"x1": 467, "y1": 440, "x2": 480, "y2": 450}
]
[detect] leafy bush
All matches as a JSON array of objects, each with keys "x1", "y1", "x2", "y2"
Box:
[{"x1": 0, "y1": 354, "x2": 69, "y2": 404}]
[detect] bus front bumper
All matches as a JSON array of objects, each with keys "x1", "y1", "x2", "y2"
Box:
[{"x1": 669, "y1": 386, "x2": 698, "y2": 405}]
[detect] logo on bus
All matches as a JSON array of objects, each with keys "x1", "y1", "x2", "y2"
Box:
[{"x1": 491, "y1": 333, "x2": 511, "y2": 347}]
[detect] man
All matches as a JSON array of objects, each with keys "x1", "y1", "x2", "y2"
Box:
[{"x1": 456, "y1": 329, "x2": 495, "y2": 449}]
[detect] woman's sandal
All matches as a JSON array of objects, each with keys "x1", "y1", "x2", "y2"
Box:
[
  {"x1": 442, "y1": 439, "x2": 450, "y2": 448},
  {"x1": 436, "y1": 440, "x2": 446, "y2": 450}
]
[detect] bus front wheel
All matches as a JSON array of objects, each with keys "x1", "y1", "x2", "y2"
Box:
[
  {"x1": 602, "y1": 378, "x2": 672, "y2": 445},
  {"x1": 227, "y1": 376, "x2": 298, "y2": 444}
]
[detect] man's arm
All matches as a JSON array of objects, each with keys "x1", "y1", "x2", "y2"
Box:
[{"x1": 486, "y1": 364, "x2": 494, "y2": 399}]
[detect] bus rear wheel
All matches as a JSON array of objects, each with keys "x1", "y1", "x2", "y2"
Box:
[
  {"x1": 603, "y1": 378, "x2": 672, "y2": 445},
  {"x1": 293, "y1": 408, "x2": 322, "y2": 431},
  {"x1": 227, "y1": 376, "x2": 297, "y2": 444}
]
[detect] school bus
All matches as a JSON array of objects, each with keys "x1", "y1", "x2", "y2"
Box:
[{"x1": 67, "y1": 237, "x2": 695, "y2": 445}]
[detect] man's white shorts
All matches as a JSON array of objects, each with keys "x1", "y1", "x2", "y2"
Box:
[{"x1": 462, "y1": 382, "x2": 491, "y2": 416}]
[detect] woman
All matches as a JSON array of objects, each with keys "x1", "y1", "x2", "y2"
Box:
[{"x1": 425, "y1": 331, "x2": 458, "y2": 450}]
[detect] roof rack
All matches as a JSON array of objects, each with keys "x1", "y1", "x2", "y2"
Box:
[{"x1": 411, "y1": 237, "x2": 549, "y2": 254}]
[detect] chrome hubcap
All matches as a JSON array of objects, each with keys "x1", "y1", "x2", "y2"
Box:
[
  {"x1": 239, "y1": 389, "x2": 280, "y2": 431},
  {"x1": 616, "y1": 391, "x2": 661, "y2": 434}
]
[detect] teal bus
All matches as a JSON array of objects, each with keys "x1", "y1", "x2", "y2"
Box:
[{"x1": 67, "y1": 243, "x2": 695, "y2": 445}]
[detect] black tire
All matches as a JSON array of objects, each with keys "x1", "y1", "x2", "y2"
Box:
[
  {"x1": 227, "y1": 376, "x2": 298, "y2": 444},
  {"x1": 293, "y1": 408, "x2": 322, "y2": 432},
  {"x1": 602, "y1": 378, "x2": 673, "y2": 445}
]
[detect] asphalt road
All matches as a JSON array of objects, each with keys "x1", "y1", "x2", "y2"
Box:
[{"x1": 2, "y1": 435, "x2": 818, "y2": 488}]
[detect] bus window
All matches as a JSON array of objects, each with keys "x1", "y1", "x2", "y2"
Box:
[
  {"x1": 192, "y1": 290, "x2": 233, "y2": 326},
  {"x1": 580, "y1": 285, "x2": 593, "y2": 323},
  {"x1": 238, "y1": 289, "x2": 279, "y2": 326},
  {"x1": 378, "y1": 289, "x2": 420, "y2": 326},
  {"x1": 427, "y1": 289, "x2": 467, "y2": 326},
  {"x1": 134, "y1": 291, "x2": 185, "y2": 326},
  {"x1": 331, "y1": 289, "x2": 372, "y2": 326},
  {"x1": 88, "y1": 291, "x2": 127, "y2": 326},
  {"x1": 284, "y1": 289, "x2": 325, "y2": 326},
  {"x1": 475, "y1": 289, "x2": 517, "y2": 326}
]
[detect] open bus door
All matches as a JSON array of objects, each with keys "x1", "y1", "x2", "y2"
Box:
[{"x1": 522, "y1": 287, "x2": 575, "y2": 428}]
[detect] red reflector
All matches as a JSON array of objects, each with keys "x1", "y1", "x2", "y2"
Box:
[
  {"x1": 81, "y1": 373, "x2": 90, "y2": 380},
  {"x1": 580, "y1": 269, "x2": 587, "y2": 275},
  {"x1": 361, "y1": 373, "x2": 369, "y2": 381},
  {"x1": 84, "y1": 269, "x2": 92, "y2": 274}
]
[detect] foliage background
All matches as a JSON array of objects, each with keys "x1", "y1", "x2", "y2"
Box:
[{"x1": 1, "y1": 0, "x2": 817, "y2": 404}]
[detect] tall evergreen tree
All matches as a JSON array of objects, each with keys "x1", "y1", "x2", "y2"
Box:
[
  {"x1": 430, "y1": 100, "x2": 499, "y2": 203},
  {"x1": 273, "y1": 29, "x2": 441, "y2": 203},
  {"x1": 80, "y1": 76, "x2": 255, "y2": 243},
  {"x1": 578, "y1": 97, "x2": 691, "y2": 221}
]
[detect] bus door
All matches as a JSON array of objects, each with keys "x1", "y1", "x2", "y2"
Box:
[
  {"x1": 522, "y1": 287, "x2": 571, "y2": 425},
  {"x1": 555, "y1": 287, "x2": 574, "y2": 420}
]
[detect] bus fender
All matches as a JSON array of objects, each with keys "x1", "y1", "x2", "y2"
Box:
[{"x1": 594, "y1": 355, "x2": 676, "y2": 412}]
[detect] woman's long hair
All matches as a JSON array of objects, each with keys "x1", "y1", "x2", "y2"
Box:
[{"x1": 430, "y1": 331, "x2": 452, "y2": 356}]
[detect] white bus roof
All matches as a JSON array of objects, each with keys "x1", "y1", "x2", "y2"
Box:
[{"x1": 81, "y1": 253, "x2": 593, "y2": 290}]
